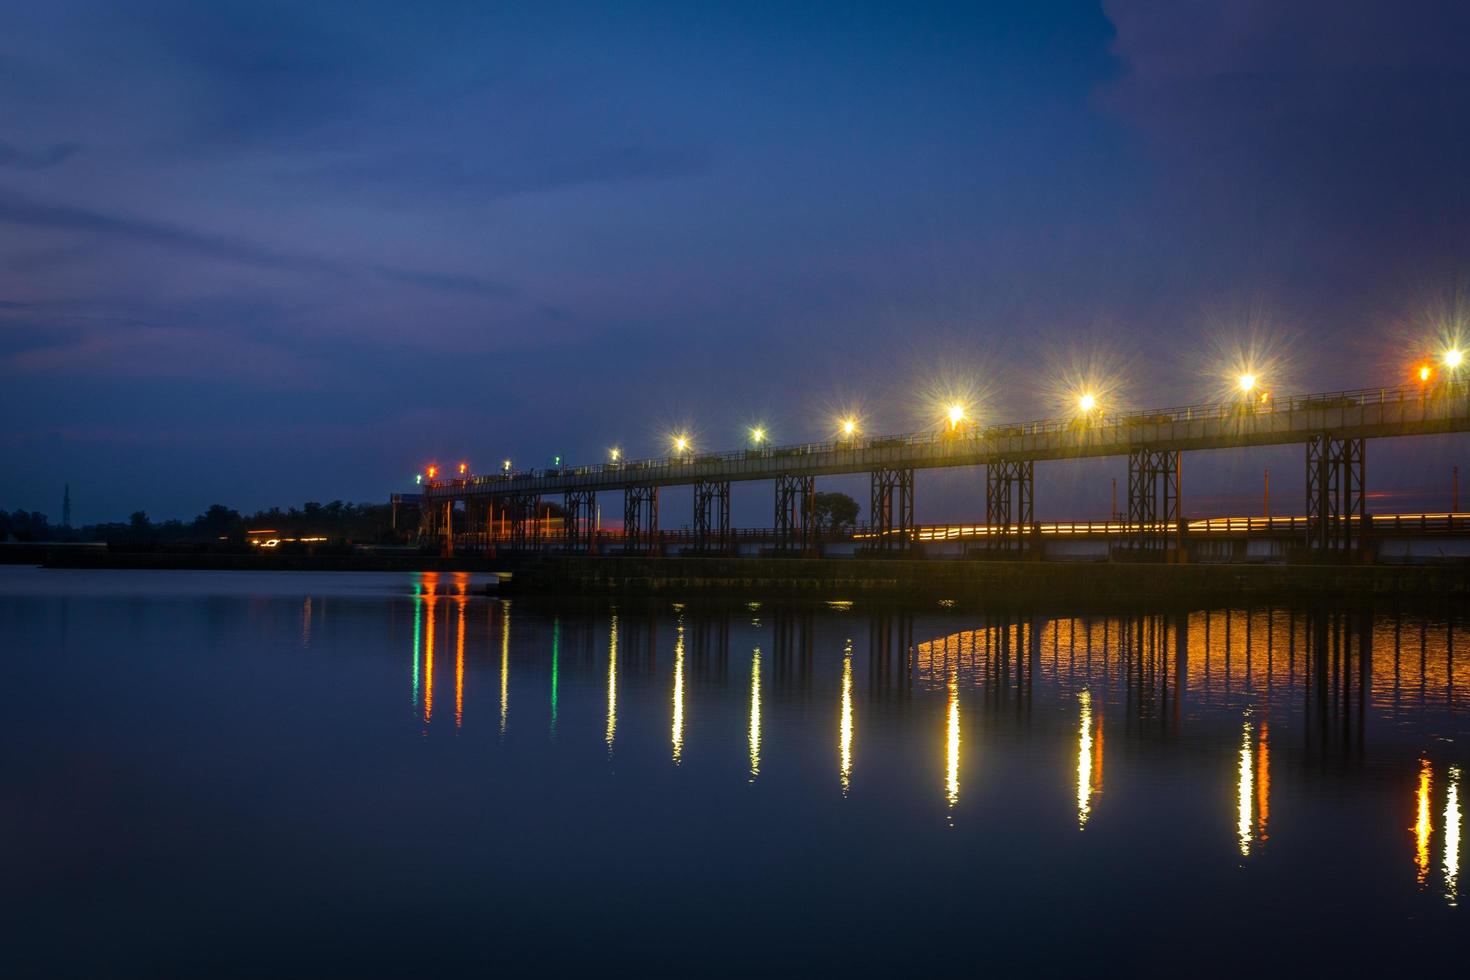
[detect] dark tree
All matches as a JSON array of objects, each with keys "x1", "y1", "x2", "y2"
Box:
[{"x1": 812, "y1": 491, "x2": 860, "y2": 533}]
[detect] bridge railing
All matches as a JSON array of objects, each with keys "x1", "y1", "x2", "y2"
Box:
[{"x1": 425, "y1": 379, "x2": 1469, "y2": 492}]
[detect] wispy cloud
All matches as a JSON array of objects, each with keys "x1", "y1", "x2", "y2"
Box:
[
  {"x1": 283, "y1": 144, "x2": 712, "y2": 204},
  {"x1": 0, "y1": 140, "x2": 80, "y2": 170},
  {"x1": 0, "y1": 186, "x2": 517, "y2": 298}
]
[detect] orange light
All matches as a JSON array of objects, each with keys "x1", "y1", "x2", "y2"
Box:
[
  {"x1": 458, "y1": 462, "x2": 468, "y2": 475},
  {"x1": 427, "y1": 465, "x2": 438, "y2": 479},
  {"x1": 1419, "y1": 364, "x2": 1433, "y2": 383}
]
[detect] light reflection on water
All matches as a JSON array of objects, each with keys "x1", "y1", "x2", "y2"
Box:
[
  {"x1": 672, "y1": 615, "x2": 685, "y2": 765},
  {"x1": 749, "y1": 646, "x2": 762, "y2": 782},
  {"x1": 1445, "y1": 766, "x2": 1462, "y2": 907},
  {"x1": 389, "y1": 579, "x2": 1470, "y2": 906},
  {"x1": 7, "y1": 567, "x2": 1469, "y2": 974},
  {"x1": 1076, "y1": 689, "x2": 1095, "y2": 830},
  {"x1": 839, "y1": 638, "x2": 853, "y2": 796},
  {"x1": 606, "y1": 612, "x2": 618, "y2": 755}
]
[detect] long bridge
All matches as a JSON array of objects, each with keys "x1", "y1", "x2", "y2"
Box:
[{"x1": 405, "y1": 379, "x2": 1470, "y2": 557}]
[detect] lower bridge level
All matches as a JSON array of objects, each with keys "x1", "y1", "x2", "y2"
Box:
[{"x1": 400, "y1": 510, "x2": 1470, "y2": 564}]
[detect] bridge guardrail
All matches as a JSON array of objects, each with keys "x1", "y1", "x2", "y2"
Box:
[{"x1": 425, "y1": 379, "x2": 1469, "y2": 492}]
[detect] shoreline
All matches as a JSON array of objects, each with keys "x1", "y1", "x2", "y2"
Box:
[{"x1": 12, "y1": 549, "x2": 1469, "y2": 605}]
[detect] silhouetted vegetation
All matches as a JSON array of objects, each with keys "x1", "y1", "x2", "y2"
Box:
[
  {"x1": 1, "y1": 500, "x2": 416, "y2": 549},
  {"x1": 812, "y1": 491, "x2": 860, "y2": 532}
]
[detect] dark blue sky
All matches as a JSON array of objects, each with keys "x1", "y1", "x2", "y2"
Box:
[{"x1": 2, "y1": 0, "x2": 1468, "y2": 524}]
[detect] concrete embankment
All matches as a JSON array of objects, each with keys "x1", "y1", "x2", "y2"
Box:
[{"x1": 502, "y1": 555, "x2": 1470, "y2": 604}]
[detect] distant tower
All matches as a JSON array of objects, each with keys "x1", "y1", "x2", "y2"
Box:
[{"x1": 62, "y1": 483, "x2": 71, "y2": 528}]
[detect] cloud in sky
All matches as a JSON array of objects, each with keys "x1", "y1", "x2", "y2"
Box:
[{"x1": 1, "y1": 0, "x2": 1468, "y2": 520}]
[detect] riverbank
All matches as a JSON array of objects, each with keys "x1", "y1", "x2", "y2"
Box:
[
  {"x1": 12, "y1": 546, "x2": 491, "y2": 573},
  {"x1": 502, "y1": 554, "x2": 1470, "y2": 604},
  {"x1": 15, "y1": 547, "x2": 1470, "y2": 605}
]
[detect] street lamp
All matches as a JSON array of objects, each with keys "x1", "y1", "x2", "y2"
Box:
[
  {"x1": 750, "y1": 427, "x2": 765, "y2": 445},
  {"x1": 609, "y1": 447, "x2": 621, "y2": 462},
  {"x1": 502, "y1": 459, "x2": 512, "y2": 473},
  {"x1": 1077, "y1": 393, "x2": 1096, "y2": 413},
  {"x1": 947, "y1": 403, "x2": 965, "y2": 430}
]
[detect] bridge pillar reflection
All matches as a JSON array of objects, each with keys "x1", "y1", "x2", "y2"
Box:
[
  {"x1": 564, "y1": 489, "x2": 596, "y2": 554},
  {"x1": 1127, "y1": 449, "x2": 1181, "y2": 555},
  {"x1": 985, "y1": 460, "x2": 1033, "y2": 554},
  {"x1": 1305, "y1": 434, "x2": 1366, "y2": 554},
  {"x1": 693, "y1": 480, "x2": 731, "y2": 553},
  {"x1": 774, "y1": 474, "x2": 814, "y2": 553},
  {"x1": 624, "y1": 485, "x2": 659, "y2": 554},
  {"x1": 870, "y1": 467, "x2": 915, "y2": 555}
]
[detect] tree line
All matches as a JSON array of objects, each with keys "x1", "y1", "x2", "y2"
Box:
[
  {"x1": 2, "y1": 490, "x2": 863, "y2": 546},
  {"x1": 0, "y1": 500, "x2": 408, "y2": 546}
]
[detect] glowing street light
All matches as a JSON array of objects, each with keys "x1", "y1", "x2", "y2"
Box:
[
  {"x1": 415, "y1": 474, "x2": 423, "y2": 485},
  {"x1": 750, "y1": 427, "x2": 765, "y2": 445},
  {"x1": 1077, "y1": 393, "x2": 1097, "y2": 413},
  {"x1": 501, "y1": 459, "x2": 512, "y2": 473},
  {"x1": 947, "y1": 403, "x2": 966, "y2": 430},
  {"x1": 840, "y1": 417, "x2": 858, "y2": 437},
  {"x1": 1446, "y1": 348, "x2": 1465, "y2": 370},
  {"x1": 426, "y1": 465, "x2": 438, "y2": 480},
  {"x1": 609, "y1": 447, "x2": 621, "y2": 462},
  {"x1": 673, "y1": 434, "x2": 690, "y2": 454},
  {"x1": 458, "y1": 462, "x2": 468, "y2": 476},
  {"x1": 1238, "y1": 373, "x2": 1257, "y2": 394}
]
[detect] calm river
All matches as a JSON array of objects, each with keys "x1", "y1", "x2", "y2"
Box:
[{"x1": 3, "y1": 567, "x2": 1464, "y2": 976}]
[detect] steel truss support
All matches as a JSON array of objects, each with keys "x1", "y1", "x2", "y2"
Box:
[
  {"x1": 693, "y1": 480, "x2": 731, "y2": 553},
  {"x1": 564, "y1": 489, "x2": 596, "y2": 554},
  {"x1": 869, "y1": 467, "x2": 915, "y2": 554},
  {"x1": 1127, "y1": 449, "x2": 1180, "y2": 552},
  {"x1": 774, "y1": 474, "x2": 815, "y2": 553},
  {"x1": 502, "y1": 493, "x2": 541, "y2": 551},
  {"x1": 1305, "y1": 434, "x2": 1365, "y2": 552},
  {"x1": 624, "y1": 485, "x2": 659, "y2": 554},
  {"x1": 985, "y1": 460, "x2": 1033, "y2": 552}
]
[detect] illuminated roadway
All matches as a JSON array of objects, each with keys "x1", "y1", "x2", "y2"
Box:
[{"x1": 421, "y1": 381, "x2": 1470, "y2": 502}]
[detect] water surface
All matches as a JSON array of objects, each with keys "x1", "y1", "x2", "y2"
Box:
[{"x1": 3, "y1": 567, "x2": 1465, "y2": 976}]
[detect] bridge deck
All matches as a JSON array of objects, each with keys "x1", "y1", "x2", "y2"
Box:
[{"x1": 422, "y1": 381, "x2": 1470, "y2": 501}]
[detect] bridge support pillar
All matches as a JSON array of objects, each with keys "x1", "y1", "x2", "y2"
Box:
[
  {"x1": 1305, "y1": 434, "x2": 1365, "y2": 553},
  {"x1": 505, "y1": 493, "x2": 541, "y2": 551},
  {"x1": 985, "y1": 460, "x2": 1033, "y2": 554},
  {"x1": 870, "y1": 467, "x2": 914, "y2": 555},
  {"x1": 693, "y1": 480, "x2": 731, "y2": 553},
  {"x1": 564, "y1": 489, "x2": 596, "y2": 554},
  {"x1": 1127, "y1": 449, "x2": 1180, "y2": 555},
  {"x1": 624, "y1": 485, "x2": 659, "y2": 554},
  {"x1": 774, "y1": 474, "x2": 815, "y2": 553},
  {"x1": 417, "y1": 497, "x2": 435, "y2": 546}
]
